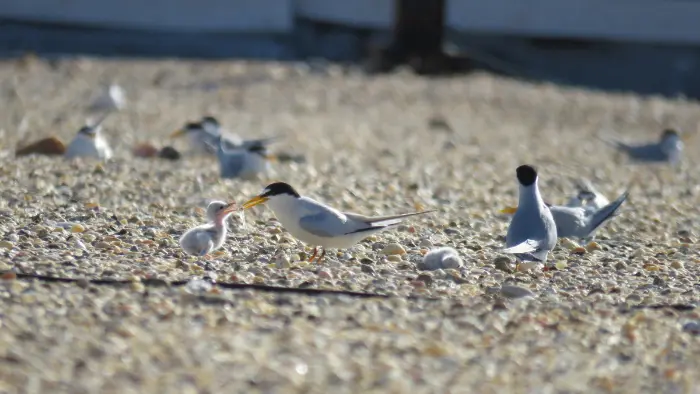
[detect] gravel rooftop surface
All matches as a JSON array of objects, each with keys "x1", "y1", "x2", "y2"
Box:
[{"x1": 0, "y1": 57, "x2": 699, "y2": 393}]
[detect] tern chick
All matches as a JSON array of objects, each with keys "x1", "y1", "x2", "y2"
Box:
[
  {"x1": 64, "y1": 113, "x2": 113, "y2": 160},
  {"x1": 502, "y1": 165, "x2": 558, "y2": 267},
  {"x1": 241, "y1": 182, "x2": 436, "y2": 263},
  {"x1": 179, "y1": 201, "x2": 237, "y2": 257}
]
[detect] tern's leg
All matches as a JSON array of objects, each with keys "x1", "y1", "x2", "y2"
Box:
[
  {"x1": 317, "y1": 248, "x2": 326, "y2": 264},
  {"x1": 308, "y1": 247, "x2": 318, "y2": 263}
]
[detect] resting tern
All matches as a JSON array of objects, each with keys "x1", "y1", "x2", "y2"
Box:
[
  {"x1": 599, "y1": 128, "x2": 687, "y2": 165},
  {"x1": 170, "y1": 116, "x2": 275, "y2": 155},
  {"x1": 502, "y1": 165, "x2": 558, "y2": 266},
  {"x1": 241, "y1": 182, "x2": 436, "y2": 263},
  {"x1": 501, "y1": 189, "x2": 629, "y2": 242},
  {"x1": 179, "y1": 201, "x2": 237, "y2": 257},
  {"x1": 565, "y1": 178, "x2": 610, "y2": 213},
  {"x1": 210, "y1": 134, "x2": 276, "y2": 180},
  {"x1": 64, "y1": 113, "x2": 113, "y2": 160}
]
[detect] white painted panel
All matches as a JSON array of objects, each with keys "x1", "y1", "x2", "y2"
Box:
[
  {"x1": 0, "y1": 0, "x2": 293, "y2": 32},
  {"x1": 447, "y1": 0, "x2": 700, "y2": 44},
  {"x1": 296, "y1": 0, "x2": 393, "y2": 29}
]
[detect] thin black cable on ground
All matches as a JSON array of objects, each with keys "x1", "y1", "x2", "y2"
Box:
[
  {"x1": 3, "y1": 271, "x2": 443, "y2": 300},
  {"x1": 2, "y1": 271, "x2": 696, "y2": 312}
]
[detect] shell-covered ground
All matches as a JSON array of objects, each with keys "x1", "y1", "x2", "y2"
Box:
[{"x1": 0, "y1": 57, "x2": 699, "y2": 393}]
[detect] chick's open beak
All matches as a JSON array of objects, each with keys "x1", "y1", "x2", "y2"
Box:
[
  {"x1": 499, "y1": 206, "x2": 518, "y2": 215},
  {"x1": 170, "y1": 129, "x2": 186, "y2": 139},
  {"x1": 242, "y1": 195, "x2": 268, "y2": 210}
]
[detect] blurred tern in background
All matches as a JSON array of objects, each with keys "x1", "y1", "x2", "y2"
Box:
[
  {"x1": 210, "y1": 134, "x2": 277, "y2": 180},
  {"x1": 599, "y1": 128, "x2": 689, "y2": 165},
  {"x1": 241, "y1": 182, "x2": 436, "y2": 263},
  {"x1": 170, "y1": 116, "x2": 277, "y2": 156},
  {"x1": 64, "y1": 113, "x2": 113, "y2": 160}
]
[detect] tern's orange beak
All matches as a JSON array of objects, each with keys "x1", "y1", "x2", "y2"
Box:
[
  {"x1": 170, "y1": 129, "x2": 186, "y2": 139},
  {"x1": 222, "y1": 202, "x2": 239, "y2": 214},
  {"x1": 265, "y1": 154, "x2": 278, "y2": 162},
  {"x1": 499, "y1": 206, "x2": 518, "y2": 215},
  {"x1": 242, "y1": 195, "x2": 268, "y2": 210}
]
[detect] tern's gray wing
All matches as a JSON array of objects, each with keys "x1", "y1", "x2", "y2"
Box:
[
  {"x1": 622, "y1": 144, "x2": 668, "y2": 162},
  {"x1": 582, "y1": 190, "x2": 629, "y2": 237},
  {"x1": 549, "y1": 206, "x2": 587, "y2": 239},
  {"x1": 298, "y1": 207, "x2": 349, "y2": 238}
]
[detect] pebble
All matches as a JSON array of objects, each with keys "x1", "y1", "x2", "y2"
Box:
[
  {"x1": 494, "y1": 256, "x2": 514, "y2": 273},
  {"x1": 615, "y1": 262, "x2": 627, "y2": 270},
  {"x1": 94, "y1": 241, "x2": 112, "y2": 249},
  {"x1": 501, "y1": 285, "x2": 535, "y2": 299},
  {"x1": 71, "y1": 224, "x2": 86, "y2": 233},
  {"x1": 419, "y1": 239, "x2": 433, "y2": 248},
  {"x1": 586, "y1": 241, "x2": 602, "y2": 252},
  {"x1": 0, "y1": 241, "x2": 14, "y2": 249},
  {"x1": 317, "y1": 269, "x2": 333, "y2": 280},
  {"x1": 419, "y1": 247, "x2": 463, "y2": 270},
  {"x1": 387, "y1": 255, "x2": 402, "y2": 263},
  {"x1": 682, "y1": 321, "x2": 700, "y2": 335},
  {"x1": 184, "y1": 279, "x2": 212, "y2": 294},
  {"x1": 0, "y1": 262, "x2": 11, "y2": 271},
  {"x1": 381, "y1": 243, "x2": 406, "y2": 256},
  {"x1": 415, "y1": 273, "x2": 433, "y2": 286},
  {"x1": 670, "y1": 261, "x2": 683, "y2": 270}
]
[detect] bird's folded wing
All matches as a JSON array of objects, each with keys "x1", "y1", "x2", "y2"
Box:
[
  {"x1": 195, "y1": 232, "x2": 214, "y2": 255},
  {"x1": 298, "y1": 211, "x2": 342, "y2": 238},
  {"x1": 345, "y1": 210, "x2": 437, "y2": 227},
  {"x1": 502, "y1": 239, "x2": 540, "y2": 254}
]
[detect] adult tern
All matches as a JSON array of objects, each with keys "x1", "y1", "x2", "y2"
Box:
[
  {"x1": 64, "y1": 113, "x2": 113, "y2": 160},
  {"x1": 502, "y1": 165, "x2": 558, "y2": 268},
  {"x1": 241, "y1": 182, "x2": 436, "y2": 263}
]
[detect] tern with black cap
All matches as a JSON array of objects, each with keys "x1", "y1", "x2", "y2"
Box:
[
  {"x1": 599, "y1": 128, "x2": 689, "y2": 165},
  {"x1": 179, "y1": 200, "x2": 238, "y2": 257},
  {"x1": 241, "y1": 182, "x2": 436, "y2": 263},
  {"x1": 500, "y1": 189, "x2": 629, "y2": 243},
  {"x1": 170, "y1": 116, "x2": 278, "y2": 155},
  {"x1": 65, "y1": 112, "x2": 113, "y2": 160},
  {"x1": 499, "y1": 175, "x2": 630, "y2": 242},
  {"x1": 502, "y1": 165, "x2": 558, "y2": 268},
  {"x1": 210, "y1": 134, "x2": 276, "y2": 180}
]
